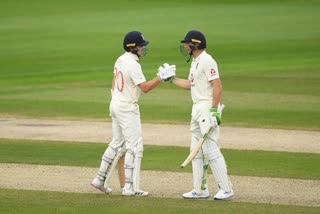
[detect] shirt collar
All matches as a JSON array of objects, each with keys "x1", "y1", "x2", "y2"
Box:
[
  {"x1": 193, "y1": 50, "x2": 206, "y2": 62},
  {"x1": 125, "y1": 51, "x2": 139, "y2": 61}
]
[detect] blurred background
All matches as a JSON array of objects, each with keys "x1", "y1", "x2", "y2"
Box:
[{"x1": 0, "y1": 0, "x2": 319, "y2": 130}]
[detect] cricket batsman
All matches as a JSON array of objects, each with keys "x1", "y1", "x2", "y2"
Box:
[
  {"x1": 90, "y1": 31, "x2": 176, "y2": 196},
  {"x1": 171, "y1": 30, "x2": 234, "y2": 200}
]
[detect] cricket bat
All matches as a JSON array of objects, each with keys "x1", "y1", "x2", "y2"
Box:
[
  {"x1": 117, "y1": 154, "x2": 125, "y2": 188},
  {"x1": 180, "y1": 126, "x2": 212, "y2": 168},
  {"x1": 180, "y1": 104, "x2": 225, "y2": 168}
]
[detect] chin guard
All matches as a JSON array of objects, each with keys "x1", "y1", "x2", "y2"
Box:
[
  {"x1": 180, "y1": 44, "x2": 192, "y2": 62},
  {"x1": 179, "y1": 44, "x2": 189, "y2": 56}
]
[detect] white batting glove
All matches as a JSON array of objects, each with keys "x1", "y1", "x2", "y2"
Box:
[
  {"x1": 162, "y1": 63, "x2": 176, "y2": 82},
  {"x1": 157, "y1": 63, "x2": 176, "y2": 81},
  {"x1": 157, "y1": 65, "x2": 165, "y2": 81},
  {"x1": 163, "y1": 63, "x2": 170, "y2": 68}
]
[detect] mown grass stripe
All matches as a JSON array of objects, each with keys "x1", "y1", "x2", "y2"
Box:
[
  {"x1": 0, "y1": 188, "x2": 319, "y2": 214},
  {"x1": 1, "y1": 138, "x2": 319, "y2": 180}
]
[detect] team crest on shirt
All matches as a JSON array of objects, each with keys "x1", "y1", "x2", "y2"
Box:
[{"x1": 210, "y1": 68, "x2": 217, "y2": 75}]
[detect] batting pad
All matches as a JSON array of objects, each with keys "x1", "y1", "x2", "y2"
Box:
[
  {"x1": 133, "y1": 157, "x2": 142, "y2": 192},
  {"x1": 97, "y1": 146, "x2": 117, "y2": 181},
  {"x1": 124, "y1": 149, "x2": 135, "y2": 184},
  {"x1": 209, "y1": 156, "x2": 232, "y2": 192},
  {"x1": 192, "y1": 158, "x2": 204, "y2": 194},
  {"x1": 104, "y1": 146, "x2": 126, "y2": 187}
]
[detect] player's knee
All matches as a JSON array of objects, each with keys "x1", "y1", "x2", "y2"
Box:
[
  {"x1": 194, "y1": 149, "x2": 203, "y2": 159},
  {"x1": 136, "y1": 148, "x2": 143, "y2": 158},
  {"x1": 124, "y1": 149, "x2": 135, "y2": 167},
  {"x1": 134, "y1": 138, "x2": 143, "y2": 158},
  {"x1": 204, "y1": 149, "x2": 222, "y2": 162},
  {"x1": 102, "y1": 146, "x2": 118, "y2": 162}
]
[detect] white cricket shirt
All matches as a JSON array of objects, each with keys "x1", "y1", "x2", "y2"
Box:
[
  {"x1": 188, "y1": 51, "x2": 220, "y2": 103},
  {"x1": 112, "y1": 52, "x2": 146, "y2": 103}
]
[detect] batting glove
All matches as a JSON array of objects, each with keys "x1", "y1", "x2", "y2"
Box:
[
  {"x1": 157, "y1": 65, "x2": 165, "y2": 81},
  {"x1": 164, "y1": 76, "x2": 175, "y2": 83},
  {"x1": 162, "y1": 63, "x2": 175, "y2": 83},
  {"x1": 157, "y1": 63, "x2": 176, "y2": 81},
  {"x1": 210, "y1": 107, "x2": 221, "y2": 128}
]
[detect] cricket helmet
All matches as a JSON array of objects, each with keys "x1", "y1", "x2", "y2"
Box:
[
  {"x1": 123, "y1": 31, "x2": 149, "y2": 52},
  {"x1": 181, "y1": 30, "x2": 206, "y2": 49}
]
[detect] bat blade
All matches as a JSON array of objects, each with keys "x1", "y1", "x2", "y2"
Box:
[
  {"x1": 180, "y1": 126, "x2": 212, "y2": 168},
  {"x1": 180, "y1": 104, "x2": 225, "y2": 168},
  {"x1": 117, "y1": 154, "x2": 125, "y2": 188}
]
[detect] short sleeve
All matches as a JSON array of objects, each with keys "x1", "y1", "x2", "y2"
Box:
[
  {"x1": 206, "y1": 58, "x2": 220, "y2": 81},
  {"x1": 130, "y1": 62, "x2": 146, "y2": 85}
]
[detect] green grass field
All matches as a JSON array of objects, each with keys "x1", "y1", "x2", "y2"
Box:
[
  {"x1": 0, "y1": 138, "x2": 319, "y2": 213},
  {"x1": 0, "y1": 0, "x2": 319, "y2": 213},
  {"x1": 1, "y1": 189, "x2": 320, "y2": 214},
  {"x1": 0, "y1": 139, "x2": 319, "y2": 180},
  {"x1": 1, "y1": 0, "x2": 319, "y2": 130},
  {"x1": 2, "y1": 189, "x2": 319, "y2": 214}
]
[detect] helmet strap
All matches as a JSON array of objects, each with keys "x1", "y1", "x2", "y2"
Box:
[
  {"x1": 128, "y1": 47, "x2": 140, "y2": 57},
  {"x1": 186, "y1": 54, "x2": 192, "y2": 63},
  {"x1": 186, "y1": 43, "x2": 197, "y2": 62}
]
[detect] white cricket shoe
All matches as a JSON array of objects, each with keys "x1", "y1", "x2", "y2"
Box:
[
  {"x1": 122, "y1": 188, "x2": 149, "y2": 197},
  {"x1": 90, "y1": 178, "x2": 112, "y2": 194},
  {"x1": 213, "y1": 189, "x2": 234, "y2": 200},
  {"x1": 182, "y1": 189, "x2": 210, "y2": 199},
  {"x1": 134, "y1": 190, "x2": 149, "y2": 197},
  {"x1": 201, "y1": 187, "x2": 210, "y2": 198}
]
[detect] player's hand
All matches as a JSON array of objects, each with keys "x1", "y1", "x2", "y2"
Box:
[
  {"x1": 157, "y1": 65, "x2": 165, "y2": 80},
  {"x1": 163, "y1": 63, "x2": 176, "y2": 82},
  {"x1": 164, "y1": 76, "x2": 174, "y2": 83},
  {"x1": 157, "y1": 63, "x2": 176, "y2": 81},
  {"x1": 210, "y1": 107, "x2": 221, "y2": 128}
]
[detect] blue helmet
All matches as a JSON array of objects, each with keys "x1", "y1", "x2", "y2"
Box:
[
  {"x1": 181, "y1": 30, "x2": 206, "y2": 49},
  {"x1": 123, "y1": 31, "x2": 149, "y2": 52}
]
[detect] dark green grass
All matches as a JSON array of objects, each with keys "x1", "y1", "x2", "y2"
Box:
[
  {"x1": 0, "y1": 0, "x2": 319, "y2": 130},
  {"x1": 1, "y1": 139, "x2": 319, "y2": 180},
  {"x1": 1, "y1": 189, "x2": 319, "y2": 214},
  {"x1": 0, "y1": 87, "x2": 319, "y2": 130}
]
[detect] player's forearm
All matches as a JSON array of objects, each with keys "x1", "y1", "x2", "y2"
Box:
[
  {"x1": 172, "y1": 77, "x2": 191, "y2": 90},
  {"x1": 211, "y1": 79, "x2": 222, "y2": 107},
  {"x1": 212, "y1": 89, "x2": 221, "y2": 107},
  {"x1": 139, "y1": 76, "x2": 161, "y2": 93}
]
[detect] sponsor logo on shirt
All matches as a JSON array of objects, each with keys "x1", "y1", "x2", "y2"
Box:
[
  {"x1": 210, "y1": 68, "x2": 217, "y2": 75},
  {"x1": 190, "y1": 73, "x2": 195, "y2": 87}
]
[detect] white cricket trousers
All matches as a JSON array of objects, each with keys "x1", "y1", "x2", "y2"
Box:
[
  {"x1": 190, "y1": 101, "x2": 232, "y2": 193},
  {"x1": 109, "y1": 100, "x2": 144, "y2": 191}
]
